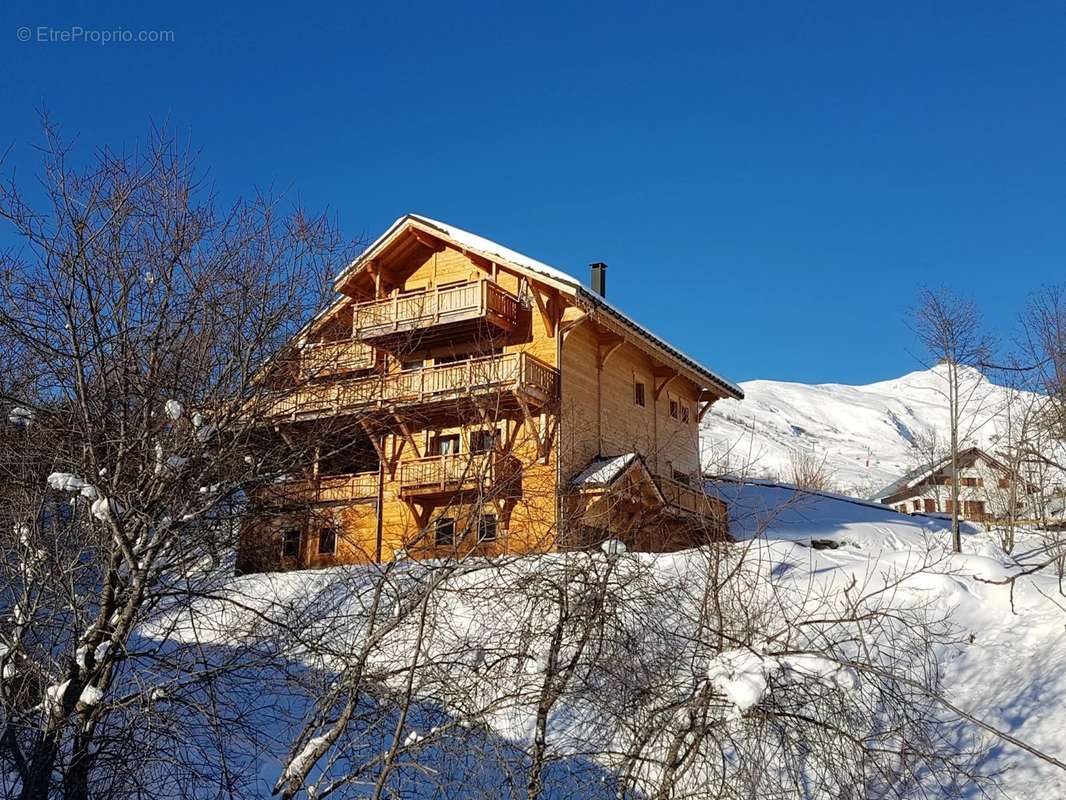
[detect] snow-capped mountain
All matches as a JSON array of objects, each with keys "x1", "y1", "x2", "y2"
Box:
[{"x1": 700, "y1": 365, "x2": 1055, "y2": 496}]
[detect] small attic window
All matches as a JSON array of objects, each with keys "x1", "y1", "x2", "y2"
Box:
[{"x1": 634, "y1": 381, "x2": 646, "y2": 408}]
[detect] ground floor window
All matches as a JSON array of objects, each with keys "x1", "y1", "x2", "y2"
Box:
[
  {"x1": 318, "y1": 526, "x2": 337, "y2": 555},
  {"x1": 282, "y1": 527, "x2": 301, "y2": 559},
  {"x1": 435, "y1": 517, "x2": 455, "y2": 546},
  {"x1": 924, "y1": 498, "x2": 936, "y2": 512},
  {"x1": 478, "y1": 513, "x2": 497, "y2": 542}
]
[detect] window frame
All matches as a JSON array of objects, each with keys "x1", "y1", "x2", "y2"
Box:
[
  {"x1": 317, "y1": 526, "x2": 337, "y2": 555},
  {"x1": 435, "y1": 516, "x2": 455, "y2": 546},
  {"x1": 281, "y1": 527, "x2": 301, "y2": 559},
  {"x1": 430, "y1": 433, "x2": 461, "y2": 456},
  {"x1": 478, "y1": 513, "x2": 498, "y2": 542},
  {"x1": 469, "y1": 428, "x2": 501, "y2": 454},
  {"x1": 634, "y1": 380, "x2": 646, "y2": 408}
]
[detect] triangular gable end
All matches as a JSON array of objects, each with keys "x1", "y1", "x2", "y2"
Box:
[{"x1": 334, "y1": 216, "x2": 578, "y2": 302}]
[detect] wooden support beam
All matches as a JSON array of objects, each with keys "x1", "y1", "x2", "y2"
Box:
[
  {"x1": 516, "y1": 395, "x2": 545, "y2": 461},
  {"x1": 559, "y1": 309, "x2": 589, "y2": 342},
  {"x1": 359, "y1": 419, "x2": 390, "y2": 473},
  {"x1": 697, "y1": 399, "x2": 716, "y2": 422},
  {"x1": 412, "y1": 231, "x2": 444, "y2": 252},
  {"x1": 405, "y1": 500, "x2": 430, "y2": 530},
  {"x1": 654, "y1": 369, "x2": 680, "y2": 400},
  {"x1": 463, "y1": 250, "x2": 494, "y2": 274},
  {"x1": 393, "y1": 414, "x2": 422, "y2": 459},
  {"x1": 531, "y1": 287, "x2": 556, "y2": 337},
  {"x1": 595, "y1": 328, "x2": 625, "y2": 368}
]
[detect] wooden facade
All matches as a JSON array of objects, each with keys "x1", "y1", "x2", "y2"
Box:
[{"x1": 237, "y1": 215, "x2": 743, "y2": 572}]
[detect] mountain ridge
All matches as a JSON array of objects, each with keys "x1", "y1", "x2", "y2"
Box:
[{"x1": 699, "y1": 365, "x2": 1044, "y2": 496}]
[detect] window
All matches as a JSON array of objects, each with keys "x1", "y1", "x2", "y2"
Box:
[
  {"x1": 435, "y1": 517, "x2": 455, "y2": 546},
  {"x1": 913, "y1": 500, "x2": 923, "y2": 512},
  {"x1": 434, "y1": 352, "x2": 472, "y2": 365},
  {"x1": 430, "y1": 434, "x2": 461, "y2": 456},
  {"x1": 998, "y1": 478, "x2": 1011, "y2": 489},
  {"x1": 670, "y1": 399, "x2": 679, "y2": 419},
  {"x1": 924, "y1": 498, "x2": 936, "y2": 512},
  {"x1": 401, "y1": 359, "x2": 424, "y2": 372},
  {"x1": 478, "y1": 514, "x2": 498, "y2": 542},
  {"x1": 282, "y1": 528, "x2": 301, "y2": 559},
  {"x1": 681, "y1": 404, "x2": 690, "y2": 424},
  {"x1": 318, "y1": 526, "x2": 337, "y2": 555},
  {"x1": 634, "y1": 381, "x2": 646, "y2": 407},
  {"x1": 673, "y1": 470, "x2": 690, "y2": 485},
  {"x1": 470, "y1": 429, "x2": 500, "y2": 454}
]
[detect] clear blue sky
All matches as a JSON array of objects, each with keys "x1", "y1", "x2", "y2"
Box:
[{"x1": 2, "y1": 1, "x2": 1064, "y2": 385}]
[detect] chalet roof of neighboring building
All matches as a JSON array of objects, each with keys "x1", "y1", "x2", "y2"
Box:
[
  {"x1": 869, "y1": 446, "x2": 1017, "y2": 503},
  {"x1": 333, "y1": 214, "x2": 744, "y2": 401}
]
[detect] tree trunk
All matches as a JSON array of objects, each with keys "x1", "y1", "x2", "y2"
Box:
[{"x1": 950, "y1": 362, "x2": 961, "y2": 553}]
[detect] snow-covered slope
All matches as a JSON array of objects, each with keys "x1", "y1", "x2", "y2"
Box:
[
  {"x1": 169, "y1": 483, "x2": 1066, "y2": 798},
  {"x1": 701, "y1": 365, "x2": 1054, "y2": 496}
]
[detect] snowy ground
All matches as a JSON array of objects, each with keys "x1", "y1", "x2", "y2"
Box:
[
  {"x1": 158, "y1": 482, "x2": 1066, "y2": 798},
  {"x1": 716, "y1": 479, "x2": 1066, "y2": 797}
]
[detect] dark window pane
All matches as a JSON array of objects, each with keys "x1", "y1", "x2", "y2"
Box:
[
  {"x1": 318, "y1": 527, "x2": 337, "y2": 555},
  {"x1": 282, "y1": 528, "x2": 301, "y2": 558},
  {"x1": 436, "y1": 517, "x2": 455, "y2": 546}
]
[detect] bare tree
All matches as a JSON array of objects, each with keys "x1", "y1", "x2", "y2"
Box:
[
  {"x1": 788, "y1": 449, "x2": 835, "y2": 493},
  {"x1": 0, "y1": 121, "x2": 349, "y2": 798},
  {"x1": 911, "y1": 287, "x2": 995, "y2": 551}
]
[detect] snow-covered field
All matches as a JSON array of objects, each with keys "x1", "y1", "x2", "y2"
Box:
[
  {"x1": 719, "y1": 480, "x2": 1066, "y2": 797},
  {"x1": 168, "y1": 482, "x2": 1066, "y2": 798},
  {"x1": 701, "y1": 365, "x2": 1063, "y2": 496}
]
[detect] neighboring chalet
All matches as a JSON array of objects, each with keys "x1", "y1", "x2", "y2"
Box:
[
  {"x1": 237, "y1": 214, "x2": 743, "y2": 571},
  {"x1": 871, "y1": 446, "x2": 1035, "y2": 521}
]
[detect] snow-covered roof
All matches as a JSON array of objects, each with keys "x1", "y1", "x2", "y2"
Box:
[
  {"x1": 570, "y1": 453, "x2": 640, "y2": 488},
  {"x1": 334, "y1": 214, "x2": 743, "y2": 400}
]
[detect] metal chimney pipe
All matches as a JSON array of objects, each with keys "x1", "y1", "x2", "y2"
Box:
[{"x1": 590, "y1": 262, "x2": 607, "y2": 297}]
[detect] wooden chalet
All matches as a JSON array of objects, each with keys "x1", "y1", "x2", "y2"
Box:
[
  {"x1": 871, "y1": 446, "x2": 1037, "y2": 522},
  {"x1": 237, "y1": 215, "x2": 743, "y2": 571}
]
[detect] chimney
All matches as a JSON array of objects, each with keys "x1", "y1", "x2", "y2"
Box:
[{"x1": 590, "y1": 262, "x2": 607, "y2": 297}]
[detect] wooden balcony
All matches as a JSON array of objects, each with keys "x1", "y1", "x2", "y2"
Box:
[
  {"x1": 655, "y1": 476, "x2": 724, "y2": 519},
  {"x1": 299, "y1": 340, "x2": 375, "y2": 380},
  {"x1": 259, "y1": 472, "x2": 378, "y2": 506},
  {"x1": 268, "y1": 352, "x2": 558, "y2": 422},
  {"x1": 398, "y1": 451, "x2": 515, "y2": 500},
  {"x1": 351, "y1": 279, "x2": 520, "y2": 347}
]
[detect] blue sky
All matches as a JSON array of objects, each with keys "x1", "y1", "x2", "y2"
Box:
[{"x1": 2, "y1": 1, "x2": 1064, "y2": 385}]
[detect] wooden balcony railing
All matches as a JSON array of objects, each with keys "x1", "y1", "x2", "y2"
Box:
[
  {"x1": 351, "y1": 279, "x2": 520, "y2": 340},
  {"x1": 260, "y1": 471, "x2": 378, "y2": 505},
  {"x1": 655, "y1": 475, "x2": 719, "y2": 517},
  {"x1": 399, "y1": 451, "x2": 503, "y2": 497},
  {"x1": 382, "y1": 352, "x2": 556, "y2": 405},
  {"x1": 299, "y1": 340, "x2": 375, "y2": 379},
  {"x1": 269, "y1": 352, "x2": 557, "y2": 419}
]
